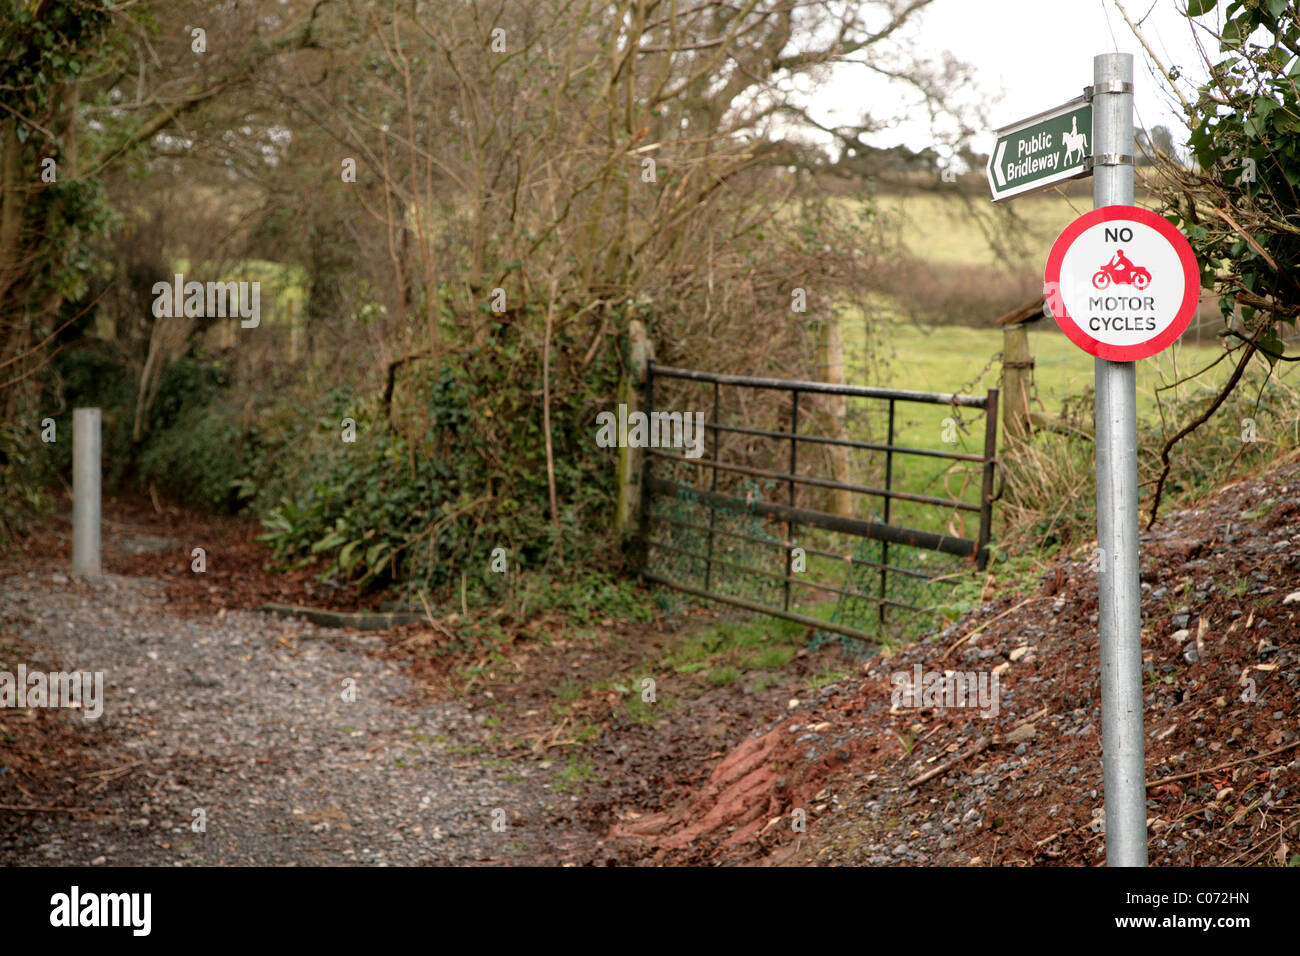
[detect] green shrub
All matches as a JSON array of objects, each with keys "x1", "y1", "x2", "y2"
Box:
[
  {"x1": 138, "y1": 403, "x2": 249, "y2": 512},
  {"x1": 46, "y1": 346, "x2": 136, "y2": 486},
  {"x1": 255, "y1": 322, "x2": 623, "y2": 605},
  {"x1": 0, "y1": 420, "x2": 56, "y2": 546},
  {"x1": 148, "y1": 356, "x2": 230, "y2": 433}
]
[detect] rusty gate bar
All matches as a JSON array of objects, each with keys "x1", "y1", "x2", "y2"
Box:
[
  {"x1": 704, "y1": 380, "x2": 721, "y2": 592},
  {"x1": 646, "y1": 539, "x2": 926, "y2": 611},
  {"x1": 977, "y1": 388, "x2": 1000, "y2": 571},
  {"x1": 786, "y1": 392, "x2": 799, "y2": 612},
  {"x1": 708, "y1": 420, "x2": 988, "y2": 462},
  {"x1": 648, "y1": 364, "x2": 990, "y2": 406},
  {"x1": 636, "y1": 354, "x2": 655, "y2": 573},
  {"x1": 646, "y1": 475, "x2": 981, "y2": 558},
  {"x1": 640, "y1": 360, "x2": 999, "y2": 642},
  {"x1": 647, "y1": 450, "x2": 981, "y2": 511},
  {"x1": 651, "y1": 513, "x2": 937, "y2": 580},
  {"x1": 881, "y1": 398, "x2": 896, "y2": 625},
  {"x1": 639, "y1": 572, "x2": 883, "y2": 644}
]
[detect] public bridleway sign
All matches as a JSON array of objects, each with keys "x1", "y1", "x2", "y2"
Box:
[
  {"x1": 1043, "y1": 205, "x2": 1200, "y2": 361},
  {"x1": 986, "y1": 96, "x2": 1092, "y2": 201}
]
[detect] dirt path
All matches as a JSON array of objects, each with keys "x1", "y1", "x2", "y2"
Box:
[
  {"x1": 9, "y1": 464, "x2": 1297, "y2": 867},
  {"x1": 0, "y1": 514, "x2": 605, "y2": 866},
  {"x1": 8, "y1": 464, "x2": 1299, "y2": 868},
  {"x1": 1, "y1": 498, "x2": 844, "y2": 866}
]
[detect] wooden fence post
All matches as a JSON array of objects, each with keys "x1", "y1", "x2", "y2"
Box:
[
  {"x1": 995, "y1": 298, "x2": 1043, "y2": 442},
  {"x1": 616, "y1": 320, "x2": 653, "y2": 536},
  {"x1": 815, "y1": 309, "x2": 854, "y2": 517},
  {"x1": 1002, "y1": 323, "x2": 1033, "y2": 441}
]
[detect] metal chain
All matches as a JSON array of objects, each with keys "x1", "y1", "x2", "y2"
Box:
[{"x1": 946, "y1": 348, "x2": 1004, "y2": 432}]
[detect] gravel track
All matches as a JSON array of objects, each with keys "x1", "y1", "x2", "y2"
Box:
[{"x1": 1, "y1": 562, "x2": 582, "y2": 866}]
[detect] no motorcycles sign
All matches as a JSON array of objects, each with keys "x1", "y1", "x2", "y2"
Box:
[{"x1": 1044, "y1": 205, "x2": 1200, "y2": 361}]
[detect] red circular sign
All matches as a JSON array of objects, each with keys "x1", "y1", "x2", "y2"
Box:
[{"x1": 1043, "y1": 205, "x2": 1200, "y2": 361}]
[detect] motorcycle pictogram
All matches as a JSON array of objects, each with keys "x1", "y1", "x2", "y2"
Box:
[{"x1": 1092, "y1": 249, "x2": 1151, "y2": 290}]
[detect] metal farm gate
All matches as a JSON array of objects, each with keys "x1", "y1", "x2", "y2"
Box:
[{"x1": 640, "y1": 362, "x2": 1000, "y2": 644}]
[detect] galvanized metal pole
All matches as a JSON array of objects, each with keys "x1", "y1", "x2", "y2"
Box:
[
  {"x1": 72, "y1": 407, "x2": 102, "y2": 575},
  {"x1": 1092, "y1": 52, "x2": 1147, "y2": 867}
]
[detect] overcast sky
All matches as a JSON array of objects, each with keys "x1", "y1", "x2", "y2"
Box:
[{"x1": 810, "y1": 0, "x2": 1217, "y2": 158}]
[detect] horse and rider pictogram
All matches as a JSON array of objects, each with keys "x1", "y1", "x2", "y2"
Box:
[{"x1": 1062, "y1": 115, "x2": 1088, "y2": 166}]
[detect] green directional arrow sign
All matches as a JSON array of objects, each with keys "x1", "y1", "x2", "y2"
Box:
[{"x1": 987, "y1": 96, "x2": 1092, "y2": 202}]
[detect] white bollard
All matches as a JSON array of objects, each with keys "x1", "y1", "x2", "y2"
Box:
[{"x1": 72, "y1": 407, "x2": 102, "y2": 575}]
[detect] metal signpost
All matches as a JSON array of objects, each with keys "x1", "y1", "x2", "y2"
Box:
[
  {"x1": 1086, "y1": 53, "x2": 1146, "y2": 868},
  {"x1": 990, "y1": 53, "x2": 1200, "y2": 867}
]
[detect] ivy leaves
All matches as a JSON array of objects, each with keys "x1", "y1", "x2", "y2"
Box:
[
  {"x1": 1174, "y1": 0, "x2": 1300, "y2": 360},
  {"x1": 0, "y1": 0, "x2": 112, "y2": 117}
]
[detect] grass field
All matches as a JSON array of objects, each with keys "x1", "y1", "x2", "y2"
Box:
[
  {"x1": 844, "y1": 187, "x2": 1298, "y2": 499},
  {"x1": 868, "y1": 322, "x2": 1247, "y2": 423},
  {"x1": 875, "y1": 190, "x2": 1086, "y2": 268},
  {"x1": 831, "y1": 318, "x2": 1299, "y2": 538},
  {"x1": 859, "y1": 187, "x2": 1227, "y2": 331}
]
